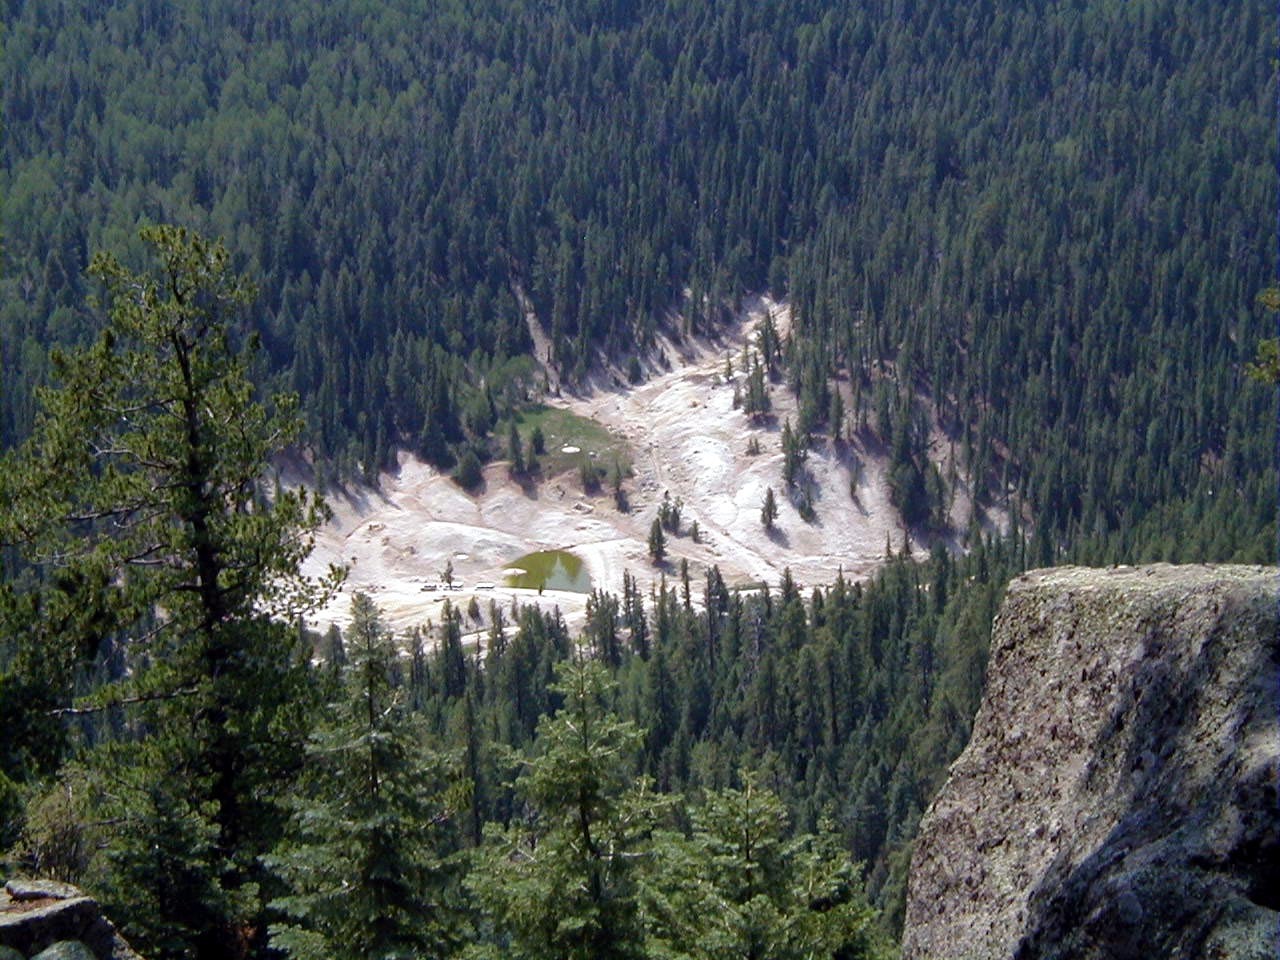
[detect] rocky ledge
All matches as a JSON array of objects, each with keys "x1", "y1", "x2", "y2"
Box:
[
  {"x1": 0, "y1": 879, "x2": 141, "y2": 960},
  {"x1": 902, "y1": 564, "x2": 1278, "y2": 960}
]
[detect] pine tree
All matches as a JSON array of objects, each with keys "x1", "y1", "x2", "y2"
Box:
[
  {"x1": 266, "y1": 594, "x2": 461, "y2": 960},
  {"x1": 650, "y1": 774, "x2": 883, "y2": 960},
  {"x1": 0, "y1": 225, "x2": 339, "y2": 956},
  {"x1": 762, "y1": 487, "x2": 779, "y2": 530},
  {"x1": 648, "y1": 517, "x2": 666, "y2": 564},
  {"x1": 467, "y1": 658, "x2": 663, "y2": 960},
  {"x1": 744, "y1": 353, "x2": 771, "y2": 419},
  {"x1": 611, "y1": 458, "x2": 627, "y2": 511},
  {"x1": 781, "y1": 418, "x2": 807, "y2": 488},
  {"x1": 508, "y1": 420, "x2": 526, "y2": 476},
  {"x1": 1246, "y1": 288, "x2": 1280, "y2": 384},
  {"x1": 439, "y1": 599, "x2": 467, "y2": 699}
]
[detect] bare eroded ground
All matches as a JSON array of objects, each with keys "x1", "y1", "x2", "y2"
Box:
[{"x1": 303, "y1": 297, "x2": 984, "y2": 637}]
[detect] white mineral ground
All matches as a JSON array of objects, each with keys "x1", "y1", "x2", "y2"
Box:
[{"x1": 300, "y1": 296, "x2": 1000, "y2": 641}]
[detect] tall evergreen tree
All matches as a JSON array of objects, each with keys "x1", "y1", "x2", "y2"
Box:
[
  {"x1": 467, "y1": 658, "x2": 663, "y2": 960},
  {"x1": 647, "y1": 774, "x2": 883, "y2": 960},
  {"x1": 0, "y1": 225, "x2": 339, "y2": 958},
  {"x1": 266, "y1": 593, "x2": 462, "y2": 960}
]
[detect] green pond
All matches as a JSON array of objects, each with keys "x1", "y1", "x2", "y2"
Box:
[{"x1": 504, "y1": 549, "x2": 591, "y2": 593}]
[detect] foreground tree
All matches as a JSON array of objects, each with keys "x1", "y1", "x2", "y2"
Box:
[
  {"x1": 0, "y1": 225, "x2": 337, "y2": 958},
  {"x1": 266, "y1": 593, "x2": 462, "y2": 960},
  {"x1": 648, "y1": 775, "x2": 884, "y2": 960},
  {"x1": 468, "y1": 658, "x2": 664, "y2": 960}
]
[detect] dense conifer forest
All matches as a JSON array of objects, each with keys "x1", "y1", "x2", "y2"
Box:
[
  {"x1": 1, "y1": 1, "x2": 1275, "y2": 957},
  {"x1": 3, "y1": 0, "x2": 1274, "y2": 554}
]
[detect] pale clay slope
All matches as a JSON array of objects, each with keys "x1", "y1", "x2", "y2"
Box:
[{"x1": 303, "y1": 297, "x2": 985, "y2": 637}]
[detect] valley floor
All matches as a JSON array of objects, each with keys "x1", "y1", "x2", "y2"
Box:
[{"x1": 302, "y1": 297, "x2": 988, "y2": 638}]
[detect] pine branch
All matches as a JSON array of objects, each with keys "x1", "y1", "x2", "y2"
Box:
[{"x1": 49, "y1": 685, "x2": 199, "y2": 717}]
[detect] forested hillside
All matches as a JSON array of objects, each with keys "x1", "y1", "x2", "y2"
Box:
[
  {"x1": 1, "y1": 2, "x2": 1276, "y2": 957},
  {"x1": 3, "y1": 0, "x2": 1275, "y2": 556}
]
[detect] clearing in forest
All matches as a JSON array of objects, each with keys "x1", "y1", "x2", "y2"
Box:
[{"x1": 303, "y1": 296, "x2": 987, "y2": 636}]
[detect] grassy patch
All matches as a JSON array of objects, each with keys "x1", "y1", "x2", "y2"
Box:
[{"x1": 511, "y1": 404, "x2": 631, "y2": 479}]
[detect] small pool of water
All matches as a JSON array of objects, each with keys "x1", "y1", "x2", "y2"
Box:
[{"x1": 504, "y1": 549, "x2": 591, "y2": 593}]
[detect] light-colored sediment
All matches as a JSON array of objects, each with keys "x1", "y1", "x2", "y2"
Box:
[{"x1": 301, "y1": 296, "x2": 995, "y2": 638}]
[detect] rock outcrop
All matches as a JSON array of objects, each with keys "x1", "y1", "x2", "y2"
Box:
[
  {"x1": 0, "y1": 880, "x2": 141, "y2": 960},
  {"x1": 902, "y1": 564, "x2": 1278, "y2": 960}
]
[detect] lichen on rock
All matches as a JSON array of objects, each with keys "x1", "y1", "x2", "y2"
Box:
[
  {"x1": 901, "y1": 564, "x2": 1279, "y2": 960},
  {"x1": 0, "y1": 880, "x2": 142, "y2": 960},
  {"x1": 30, "y1": 943, "x2": 98, "y2": 960}
]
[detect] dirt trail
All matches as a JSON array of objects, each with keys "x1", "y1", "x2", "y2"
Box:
[{"x1": 303, "y1": 296, "x2": 975, "y2": 638}]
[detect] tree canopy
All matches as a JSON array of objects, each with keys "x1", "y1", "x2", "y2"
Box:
[
  {"x1": 0, "y1": 225, "x2": 338, "y2": 957},
  {"x1": 2, "y1": 0, "x2": 1273, "y2": 557}
]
